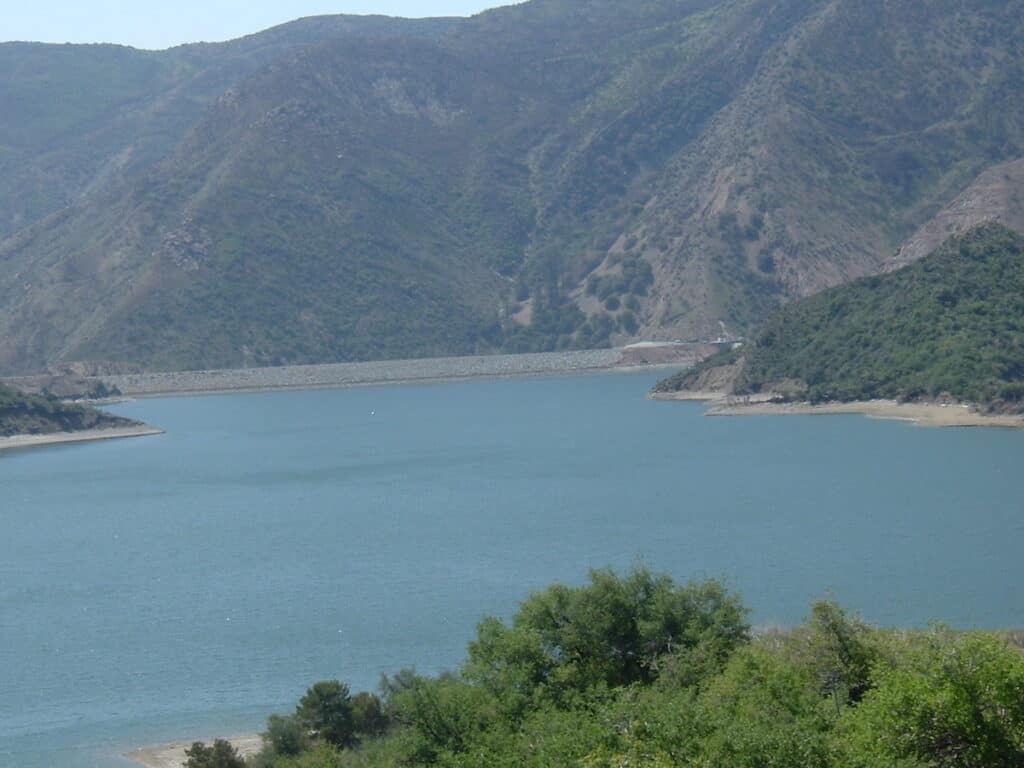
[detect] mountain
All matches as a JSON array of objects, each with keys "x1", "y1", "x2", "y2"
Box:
[
  {"x1": 888, "y1": 158, "x2": 1024, "y2": 270},
  {"x1": 1, "y1": 0, "x2": 1023, "y2": 374},
  {"x1": 0, "y1": 382, "x2": 136, "y2": 436},
  {"x1": 0, "y1": 16, "x2": 455, "y2": 244},
  {"x1": 654, "y1": 223, "x2": 1024, "y2": 413}
]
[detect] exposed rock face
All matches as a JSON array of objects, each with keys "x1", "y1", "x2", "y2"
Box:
[{"x1": 891, "y1": 159, "x2": 1024, "y2": 270}]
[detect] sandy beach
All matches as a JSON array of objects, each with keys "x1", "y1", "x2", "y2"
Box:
[
  {"x1": 0, "y1": 425, "x2": 164, "y2": 452},
  {"x1": 126, "y1": 734, "x2": 262, "y2": 768},
  {"x1": 652, "y1": 391, "x2": 1024, "y2": 428},
  {"x1": 709, "y1": 399, "x2": 1024, "y2": 427}
]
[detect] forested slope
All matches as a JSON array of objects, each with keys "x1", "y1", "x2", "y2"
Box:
[
  {"x1": 655, "y1": 224, "x2": 1024, "y2": 412},
  {"x1": 0, "y1": 382, "x2": 135, "y2": 436}
]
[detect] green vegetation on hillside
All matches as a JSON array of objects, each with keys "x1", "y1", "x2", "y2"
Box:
[
  {"x1": 0, "y1": 382, "x2": 133, "y2": 436},
  {"x1": 656, "y1": 224, "x2": 1024, "y2": 412},
  {"x1": 0, "y1": 16, "x2": 457, "y2": 243},
  {"x1": 187, "y1": 567, "x2": 1024, "y2": 768},
  {"x1": 2, "y1": 0, "x2": 1024, "y2": 373}
]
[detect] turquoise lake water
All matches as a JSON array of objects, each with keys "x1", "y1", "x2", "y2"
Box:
[{"x1": 2, "y1": 371, "x2": 1023, "y2": 767}]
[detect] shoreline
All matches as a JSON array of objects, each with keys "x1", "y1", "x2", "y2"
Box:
[
  {"x1": 126, "y1": 734, "x2": 262, "y2": 768},
  {"x1": 651, "y1": 392, "x2": 1024, "y2": 428},
  {"x1": 0, "y1": 425, "x2": 164, "y2": 452}
]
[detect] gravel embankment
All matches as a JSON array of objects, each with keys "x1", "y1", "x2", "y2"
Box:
[
  {"x1": 101, "y1": 349, "x2": 634, "y2": 397},
  {"x1": 0, "y1": 425, "x2": 164, "y2": 452}
]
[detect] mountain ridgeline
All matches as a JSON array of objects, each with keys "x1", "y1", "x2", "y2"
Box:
[
  {"x1": 1, "y1": 0, "x2": 1024, "y2": 373},
  {"x1": 655, "y1": 224, "x2": 1024, "y2": 412}
]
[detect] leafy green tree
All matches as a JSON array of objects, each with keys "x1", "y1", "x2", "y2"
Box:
[
  {"x1": 296, "y1": 681, "x2": 356, "y2": 749},
  {"x1": 465, "y1": 567, "x2": 748, "y2": 703},
  {"x1": 183, "y1": 739, "x2": 246, "y2": 768},
  {"x1": 462, "y1": 617, "x2": 554, "y2": 718},
  {"x1": 802, "y1": 601, "x2": 879, "y2": 708},
  {"x1": 350, "y1": 691, "x2": 389, "y2": 739},
  {"x1": 583, "y1": 685, "x2": 703, "y2": 767},
  {"x1": 264, "y1": 713, "x2": 311, "y2": 757},
  {"x1": 837, "y1": 630, "x2": 1024, "y2": 767},
  {"x1": 693, "y1": 646, "x2": 832, "y2": 768},
  {"x1": 383, "y1": 671, "x2": 499, "y2": 763}
]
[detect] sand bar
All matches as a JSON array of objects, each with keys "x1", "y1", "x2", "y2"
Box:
[
  {"x1": 652, "y1": 391, "x2": 1024, "y2": 428},
  {"x1": 126, "y1": 734, "x2": 262, "y2": 768},
  {"x1": 709, "y1": 399, "x2": 1024, "y2": 428},
  {"x1": 0, "y1": 425, "x2": 164, "y2": 452}
]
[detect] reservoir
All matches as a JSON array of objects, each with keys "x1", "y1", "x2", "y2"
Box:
[{"x1": 2, "y1": 371, "x2": 1023, "y2": 767}]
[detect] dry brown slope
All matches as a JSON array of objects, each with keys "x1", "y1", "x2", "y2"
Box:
[
  {"x1": 890, "y1": 158, "x2": 1024, "y2": 270},
  {"x1": 626, "y1": 0, "x2": 1024, "y2": 341}
]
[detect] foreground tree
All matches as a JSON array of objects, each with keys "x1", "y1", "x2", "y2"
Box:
[
  {"x1": 184, "y1": 739, "x2": 245, "y2": 768},
  {"x1": 235, "y1": 568, "x2": 1024, "y2": 768},
  {"x1": 693, "y1": 646, "x2": 832, "y2": 768},
  {"x1": 464, "y1": 566, "x2": 749, "y2": 707},
  {"x1": 383, "y1": 670, "x2": 499, "y2": 763},
  {"x1": 263, "y1": 713, "x2": 310, "y2": 757},
  {"x1": 296, "y1": 680, "x2": 356, "y2": 749},
  {"x1": 837, "y1": 629, "x2": 1024, "y2": 767},
  {"x1": 350, "y1": 691, "x2": 389, "y2": 739},
  {"x1": 800, "y1": 601, "x2": 880, "y2": 709}
]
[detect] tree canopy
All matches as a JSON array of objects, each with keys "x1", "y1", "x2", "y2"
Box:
[
  {"x1": 234, "y1": 568, "x2": 1024, "y2": 768},
  {"x1": 184, "y1": 739, "x2": 245, "y2": 768}
]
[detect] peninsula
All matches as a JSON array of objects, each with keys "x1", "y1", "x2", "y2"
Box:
[
  {"x1": 653, "y1": 224, "x2": 1024, "y2": 427},
  {"x1": 0, "y1": 382, "x2": 161, "y2": 451}
]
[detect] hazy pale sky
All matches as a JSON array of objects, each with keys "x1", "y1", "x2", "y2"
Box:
[{"x1": 4, "y1": 1, "x2": 518, "y2": 50}]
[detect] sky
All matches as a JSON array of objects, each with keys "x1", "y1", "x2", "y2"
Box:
[{"x1": 3, "y1": 1, "x2": 519, "y2": 50}]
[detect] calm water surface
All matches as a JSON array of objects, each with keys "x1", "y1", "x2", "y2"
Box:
[{"x1": 2, "y1": 372, "x2": 1023, "y2": 767}]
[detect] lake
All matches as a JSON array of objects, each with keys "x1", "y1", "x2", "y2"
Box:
[{"x1": 2, "y1": 371, "x2": 1023, "y2": 767}]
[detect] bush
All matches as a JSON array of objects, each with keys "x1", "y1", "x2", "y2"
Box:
[
  {"x1": 296, "y1": 681, "x2": 355, "y2": 749},
  {"x1": 836, "y1": 630, "x2": 1024, "y2": 768},
  {"x1": 264, "y1": 714, "x2": 310, "y2": 757},
  {"x1": 184, "y1": 739, "x2": 245, "y2": 768},
  {"x1": 465, "y1": 567, "x2": 749, "y2": 700}
]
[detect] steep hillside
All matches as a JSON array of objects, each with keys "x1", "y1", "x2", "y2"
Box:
[
  {"x1": 655, "y1": 224, "x2": 1024, "y2": 413},
  {"x1": 0, "y1": 17, "x2": 455, "y2": 244},
  {"x1": 1, "y1": 0, "x2": 1023, "y2": 373},
  {"x1": 889, "y1": 158, "x2": 1024, "y2": 270}
]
